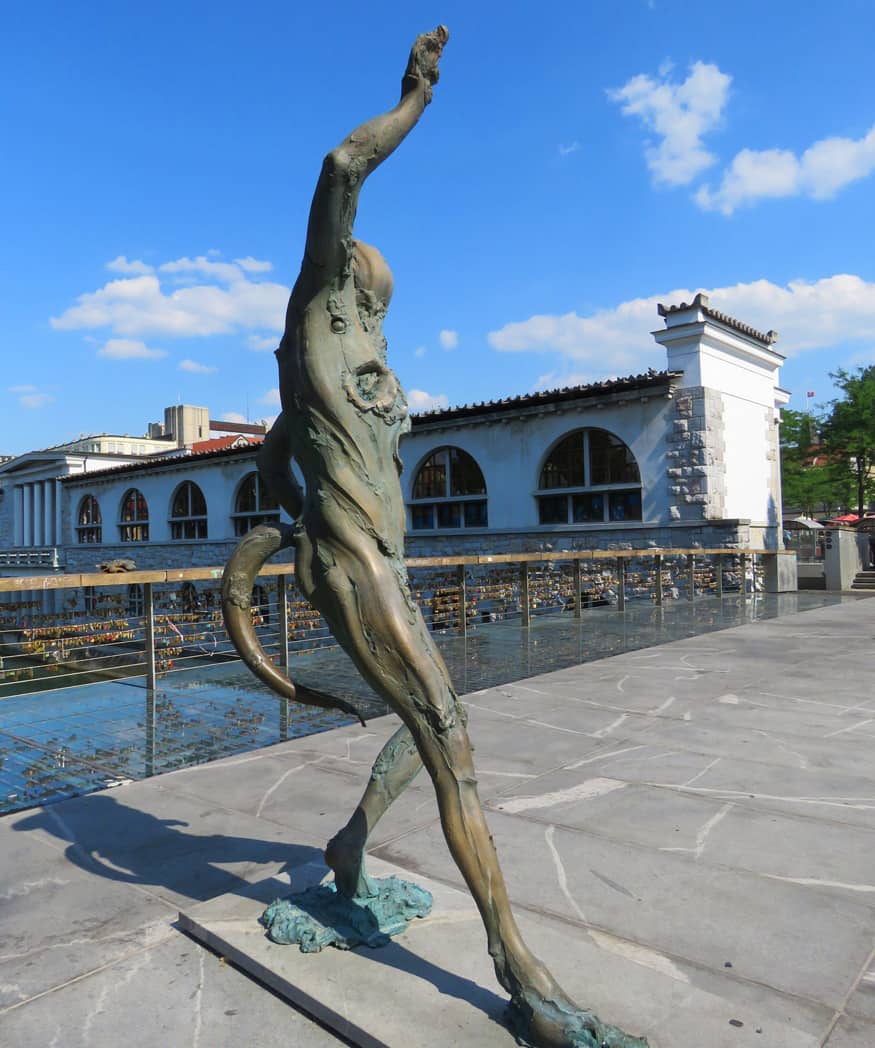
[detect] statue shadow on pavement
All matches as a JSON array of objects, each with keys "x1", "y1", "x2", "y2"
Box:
[{"x1": 12, "y1": 792, "x2": 510, "y2": 1029}]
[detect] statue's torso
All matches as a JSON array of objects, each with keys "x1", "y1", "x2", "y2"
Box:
[{"x1": 279, "y1": 282, "x2": 410, "y2": 555}]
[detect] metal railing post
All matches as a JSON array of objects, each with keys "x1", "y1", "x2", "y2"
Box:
[
  {"x1": 716, "y1": 554, "x2": 724, "y2": 597},
  {"x1": 654, "y1": 554, "x2": 663, "y2": 605},
  {"x1": 143, "y1": 581, "x2": 157, "y2": 777},
  {"x1": 572, "y1": 559, "x2": 582, "y2": 619},
  {"x1": 739, "y1": 552, "x2": 748, "y2": 598},
  {"x1": 277, "y1": 578, "x2": 290, "y2": 673},
  {"x1": 457, "y1": 565, "x2": 467, "y2": 638},
  {"x1": 617, "y1": 557, "x2": 626, "y2": 611},
  {"x1": 687, "y1": 553, "x2": 695, "y2": 601},
  {"x1": 519, "y1": 562, "x2": 530, "y2": 628},
  {"x1": 144, "y1": 581, "x2": 157, "y2": 691}
]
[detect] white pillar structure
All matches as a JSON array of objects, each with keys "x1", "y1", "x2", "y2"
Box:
[
  {"x1": 43, "y1": 481, "x2": 54, "y2": 545},
  {"x1": 34, "y1": 482, "x2": 44, "y2": 547},
  {"x1": 652, "y1": 292, "x2": 787, "y2": 547},
  {"x1": 22, "y1": 485, "x2": 32, "y2": 547},
  {"x1": 54, "y1": 479, "x2": 62, "y2": 548},
  {"x1": 13, "y1": 485, "x2": 23, "y2": 546}
]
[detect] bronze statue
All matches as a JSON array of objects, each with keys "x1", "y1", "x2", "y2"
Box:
[{"x1": 222, "y1": 26, "x2": 647, "y2": 1048}]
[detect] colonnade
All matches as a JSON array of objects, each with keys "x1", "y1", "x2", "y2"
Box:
[{"x1": 12, "y1": 480, "x2": 63, "y2": 548}]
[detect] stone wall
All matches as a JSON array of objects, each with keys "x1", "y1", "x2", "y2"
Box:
[
  {"x1": 405, "y1": 520, "x2": 753, "y2": 560},
  {"x1": 666, "y1": 386, "x2": 726, "y2": 521},
  {"x1": 63, "y1": 538, "x2": 294, "y2": 576}
]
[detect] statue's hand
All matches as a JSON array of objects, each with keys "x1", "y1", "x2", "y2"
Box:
[{"x1": 402, "y1": 25, "x2": 449, "y2": 104}]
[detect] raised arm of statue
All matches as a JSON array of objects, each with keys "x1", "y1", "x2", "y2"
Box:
[{"x1": 298, "y1": 26, "x2": 448, "y2": 287}]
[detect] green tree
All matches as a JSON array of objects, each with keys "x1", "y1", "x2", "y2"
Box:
[
  {"x1": 821, "y1": 365, "x2": 875, "y2": 517},
  {"x1": 780, "y1": 407, "x2": 846, "y2": 516}
]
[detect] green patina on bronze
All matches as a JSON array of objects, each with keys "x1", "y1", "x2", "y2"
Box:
[
  {"x1": 260, "y1": 876, "x2": 432, "y2": 952},
  {"x1": 221, "y1": 26, "x2": 648, "y2": 1048}
]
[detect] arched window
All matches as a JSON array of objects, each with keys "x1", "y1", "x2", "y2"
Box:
[
  {"x1": 119, "y1": 489, "x2": 149, "y2": 542},
  {"x1": 232, "y1": 472, "x2": 280, "y2": 536},
  {"x1": 170, "y1": 481, "x2": 208, "y2": 540},
  {"x1": 537, "y1": 428, "x2": 642, "y2": 525},
  {"x1": 77, "y1": 495, "x2": 102, "y2": 544},
  {"x1": 409, "y1": 447, "x2": 488, "y2": 530}
]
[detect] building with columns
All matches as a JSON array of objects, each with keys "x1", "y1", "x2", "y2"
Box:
[{"x1": 0, "y1": 295, "x2": 792, "y2": 603}]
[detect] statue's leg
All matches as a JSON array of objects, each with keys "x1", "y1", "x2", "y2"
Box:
[
  {"x1": 296, "y1": 536, "x2": 646, "y2": 1048},
  {"x1": 398, "y1": 702, "x2": 645, "y2": 1048},
  {"x1": 325, "y1": 723, "x2": 422, "y2": 898}
]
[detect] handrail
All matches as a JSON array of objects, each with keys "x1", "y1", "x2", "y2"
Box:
[{"x1": 0, "y1": 546, "x2": 793, "y2": 594}]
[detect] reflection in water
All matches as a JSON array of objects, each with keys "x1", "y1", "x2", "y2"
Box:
[{"x1": 0, "y1": 591, "x2": 866, "y2": 815}]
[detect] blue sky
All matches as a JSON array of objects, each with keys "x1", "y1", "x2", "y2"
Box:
[{"x1": 3, "y1": 1, "x2": 875, "y2": 455}]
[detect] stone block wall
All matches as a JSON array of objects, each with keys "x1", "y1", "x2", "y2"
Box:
[
  {"x1": 666, "y1": 387, "x2": 726, "y2": 521},
  {"x1": 405, "y1": 520, "x2": 752, "y2": 560},
  {"x1": 63, "y1": 538, "x2": 294, "y2": 576}
]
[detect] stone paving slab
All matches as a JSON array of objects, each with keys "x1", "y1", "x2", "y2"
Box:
[
  {"x1": 2, "y1": 596, "x2": 875, "y2": 1047},
  {"x1": 179, "y1": 856, "x2": 831, "y2": 1048},
  {"x1": 0, "y1": 927, "x2": 340, "y2": 1048}
]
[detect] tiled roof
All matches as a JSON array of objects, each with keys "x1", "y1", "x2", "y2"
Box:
[
  {"x1": 191, "y1": 435, "x2": 263, "y2": 454},
  {"x1": 410, "y1": 370, "x2": 680, "y2": 425},
  {"x1": 657, "y1": 292, "x2": 778, "y2": 345}
]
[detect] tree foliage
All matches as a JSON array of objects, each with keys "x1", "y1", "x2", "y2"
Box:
[
  {"x1": 780, "y1": 407, "x2": 847, "y2": 517},
  {"x1": 821, "y1": 366, "x2": 875, "y2": 517}
]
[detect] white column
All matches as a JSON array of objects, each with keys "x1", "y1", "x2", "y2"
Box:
[
  {"x1": 34, "y1": 483, "x2": 44, "y2": 547},
  {"x1": 54, "y1": 480, "x2": 62, "y2": 548},
  {"x1": 44, "y1": 481, "x2": 55, "y2": 545},
  {"x1": 22, "y1": 485, "x2": 32, "y2": 547},
  {"x1": 13, "y1": 486, "x2": 22, "y2": 546}
]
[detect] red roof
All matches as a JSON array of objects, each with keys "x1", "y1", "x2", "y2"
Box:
[{"x1": 190, "y1": 435, "x2": 263, "y2": 454}]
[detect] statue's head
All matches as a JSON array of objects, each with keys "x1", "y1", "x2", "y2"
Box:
[{"x1": 352, "y1": 240, "x2": 394, "y2": 318}]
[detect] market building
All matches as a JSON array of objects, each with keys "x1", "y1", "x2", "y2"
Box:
[{"x1": 0, "y1": 295, "x2": 791, "y2": 607}]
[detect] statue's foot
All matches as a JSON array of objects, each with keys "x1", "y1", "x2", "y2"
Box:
[
  {"x1": 324, "y1": 825, "x2": 374, "y2": 900},
  {"x1": 508, "y1": 987, "x2": 648, "y2": 1048}
]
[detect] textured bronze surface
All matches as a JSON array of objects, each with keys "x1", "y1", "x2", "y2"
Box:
[{"x1": 221, "y1": 27, "x2": 647, "y2": 1048}]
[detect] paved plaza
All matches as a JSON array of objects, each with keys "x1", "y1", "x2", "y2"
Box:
[{"x1": 2, "y1": 595, "x2": 875, "y2": 1047}]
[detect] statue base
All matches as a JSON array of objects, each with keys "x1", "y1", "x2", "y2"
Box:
[
  {"x1": 178, "y1": 855, "x2": 784, "y2": 1047},
  {"x1": 260, "y1": 875, "x2": 433, "y2": 952}
]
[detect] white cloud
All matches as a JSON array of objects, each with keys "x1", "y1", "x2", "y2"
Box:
[
  {"x1": 608, "y1": 60, "x2": 731, "y2": 185},
  {"x1": 97, "y1": 338, "x2": 167, "y2": 360},
  {"x1": 414, "y1": 345, "x2": 427, "y2": 358},
  {"x1": 159, "y1": 255, "x2": 253, "y2": 284},
  {"x1": 558, "y1": 141, "x2": 581, "y2": 157},
  {"x1": 234, "y1": 256, "x2": 273, "y2": 273},
  {"x1": 696, "y1": 123, "x2": 875, "y2": 214},
  {"x1": 106, "y1": 255, "x2": 154, "y2": 275},
  {"x1": 407, "y1": 389, "x2": 449, "y2": 412},
  {"x1": 8, "y1": 384, "x2": 36, "y2": 393},
  {"x1": 19, "y1": 391, "x2": 53, "y2": 409},
  {"x1": 247, "y1": 334, "x2": 278, "y2": 352},
  {"x1": 489, "y1": 274, "x2": 875, "y2": 376},
  {"x1": 178, "y1": 358, "x2": 217, "y2": 374},
  {"x1": 260, "y1": 388, "x2": 282, "y2": 407},
  {"x1": 439, "y1": 329, "x2": 459, "y2": 350},
  {"x1": 52, "y1": 262, "x2": 288, "y2": 338},
  {"x1": 220, "y1": 411, "x2": 248, "y2": 424}
]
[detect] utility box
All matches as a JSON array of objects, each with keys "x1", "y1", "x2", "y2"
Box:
[{"x1": 823, "y1": 528, "x2": 869, "y2": 590}]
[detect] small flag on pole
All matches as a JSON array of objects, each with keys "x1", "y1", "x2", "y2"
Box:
[{"x1": 807, "y1": 391, "x2": 815, "y2": 398}]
